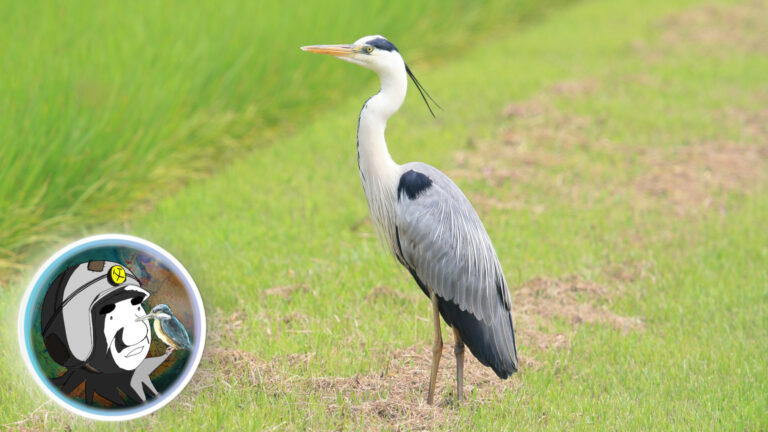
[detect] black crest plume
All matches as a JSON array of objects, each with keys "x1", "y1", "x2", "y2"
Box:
[{"x1": 405, "y1": 64, "x2": 442, "y2": 118}]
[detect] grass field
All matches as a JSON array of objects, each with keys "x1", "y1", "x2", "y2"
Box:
[{"x1": 3, "y1": 0, "x2": 768, "y2": 430}]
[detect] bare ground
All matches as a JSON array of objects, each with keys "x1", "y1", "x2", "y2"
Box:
[
  {"x1": 454, "y1": 84, "x2": 768, "y2": 219},
  {"x1": 634, "y1": 144, "x2": 768, "y2": 215},
  {"x1": 660, "y1": 0, "x2": 768, "y2": 56}
]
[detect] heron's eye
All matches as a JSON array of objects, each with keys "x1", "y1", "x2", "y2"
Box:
[{"x1": 365, "y1": 46, "x2": 373, "y2": 53}]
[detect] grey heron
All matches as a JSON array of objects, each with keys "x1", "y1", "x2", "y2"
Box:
[{"x1": 302, "y1": 35, "x2": 518, "y2": 404}]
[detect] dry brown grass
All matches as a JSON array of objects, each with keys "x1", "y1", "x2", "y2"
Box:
[
  {"x1": 194, "y1": 336, "x2": 520, "y2": 430},
  {"x1": 660, "y1": 0, "x2": 768, "y2": 55},
  {"x1": 634, "y1": 144, "x2": 768, "y2": 215},
  {"x1": 196, "y1": 345, "x2": 489, "y2": 430},
  {"x1": 450, "y1": 96, "x2": 599, "y2": 215},
  {"x1": 265, "y1": 284, "x2": 311, "y2": 298},
  {"x1": 454, "y1": 86, "x2": 768, "y2": 220},
  {"x1": 514, "y1": 277, "x2": 644, "y2": 353},
  {"x1": 722, "y1": 106, "x2": 768, "y2": 142}
]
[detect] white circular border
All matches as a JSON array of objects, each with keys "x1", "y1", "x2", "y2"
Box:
[{"x1": 17, "y1": 234, "x2": 207, "y2": 422}]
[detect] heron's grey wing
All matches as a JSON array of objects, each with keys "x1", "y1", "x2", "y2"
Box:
[
  {"x1": 161, "y1": 318, "x2": 192, "y2": 349},
  {"x1": 395, "y1": 163, "x2": 518, "y2": 377},
  {"x1": 395, "y1": 164, "x2": 510, "y2": 322}
]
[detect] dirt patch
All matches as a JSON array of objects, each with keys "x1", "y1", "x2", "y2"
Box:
[
  {"x1": 197, "y1": 342, "x2": 517, "y2": 431},
  {"x1": 309, "y1": 344, "x2": 522, "y2": 430},
  {"x1": 722, "y1": 107, "x2": 768, "y2": 142},
  {"x1": 265, "y1": 283, "x2": 310, "y2": 298},
  {"x1": 450, "y1": 96, "x2": 606, "y2": 216},
  {"x1": 453, "y1": 105, "x2": 588, "y2": 183},
  {"x1": 635, "y1": 144, "x2": 768, "y2": 215},
  {"x1": 456, "y1": 90, "x2": 768, "y2": 218},
  {"x1": 603, "y1": 260, "x2": 652, "y2": 285},
  {"x1": 500, "y1": 78, "x2": 597, "y2": 121},
  {"x1": 513, "y1": 276, "x2": 644, "y2": 356},
  {"x1": 501, "y1": 99, "x2": 551, "y2": 119},
  {"x1": 450, "y1": 75, "x2": 616, "y2": 217},
  {"x1": 206, "y1": 307, "x2": 250, "y2": 346},
  {"x1": 547, "y1": 78, "x2": 599, "y2": 98},
  {"x1": 660, "y1": 0, "x2": 768, "y2": 55}
]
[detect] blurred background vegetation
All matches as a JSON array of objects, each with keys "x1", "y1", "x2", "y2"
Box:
[{"x1": 0, "y1": 0, "x2": 569, "y2": 276}]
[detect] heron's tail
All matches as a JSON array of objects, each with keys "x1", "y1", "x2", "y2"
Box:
[{"x1": 438, "y1": 298, "x2": 519, "y2": 379}]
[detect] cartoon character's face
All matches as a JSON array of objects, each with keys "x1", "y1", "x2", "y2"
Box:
[{"x1": 100, "y1": 295, "x2": 151, "y2": 371}]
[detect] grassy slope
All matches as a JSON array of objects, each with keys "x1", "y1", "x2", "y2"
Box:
[
  {"x1": 0, "y1": 0, "x2": 565, "y2": 272},
  {"x1": 3, "y1": 0, "x2": 768, "y2": 430}
]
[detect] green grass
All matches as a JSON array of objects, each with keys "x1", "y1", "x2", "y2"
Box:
[
  {"x1": 0, "y1": 0, "x2": 569, "y2": 273},
  {"x1": 3, "y1": 0, "x2": 768, "y2": 429}
]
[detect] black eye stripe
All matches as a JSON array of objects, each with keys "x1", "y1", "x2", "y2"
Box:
[
  {"x1": 99, "y1": 304, "x2": 116, "y2": 315},
  {"x1": 131, "y1": 296, "x2": 144, "y2": 305},
  {"x1": 366, "y1": 37, "x2": 398, "y2": 52}
]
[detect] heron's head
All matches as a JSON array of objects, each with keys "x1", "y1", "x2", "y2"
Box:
[
  {"x1": 301, "y1": 35, "x2": 440, "y2": 116},
  {"x1": 135, "y1": 304, "x2": 173, "y2": 322},
  {"x1": 301, "y1": 35, "x2": 404, "y2": 76}
]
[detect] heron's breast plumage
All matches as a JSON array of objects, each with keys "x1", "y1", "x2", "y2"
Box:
[{"x1": 359, "y1": 168, "x2": 400, "y2": 258}]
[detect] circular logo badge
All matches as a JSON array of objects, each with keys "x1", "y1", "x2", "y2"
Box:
[
  {"x1": 18, "y1": 234, "x2": 206, "y2": 421},
  {"x1": 108, "y1": 265, "x2": 127, "y2": 286}
]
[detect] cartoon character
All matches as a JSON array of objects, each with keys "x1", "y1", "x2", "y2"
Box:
[{"x1": 40, "y1": 260, "x2": 179, "y2": 405}]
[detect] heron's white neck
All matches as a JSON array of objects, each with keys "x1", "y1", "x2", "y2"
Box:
[
  {"x1": 357, "y1": 65, "x2": 407, "y2": 178},
  {"x1": 357, "y1": 62, "x2": 407, "y2": 256}
]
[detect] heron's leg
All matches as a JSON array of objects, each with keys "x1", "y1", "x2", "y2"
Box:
[
  {"x1": 452, "y1": 327, "x2": 465, "y2": 403},
  {"x1": 427, "y1": 291, "x2": 443, "y2": 405}
]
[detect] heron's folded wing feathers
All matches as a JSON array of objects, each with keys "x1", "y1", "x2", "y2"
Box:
[{"x1": 395, "y1": 163, "x2": 511, "y2": 324}]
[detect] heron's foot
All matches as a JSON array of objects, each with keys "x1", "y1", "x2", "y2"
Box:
[{"x1": 165, "y1": 346, "x2": 175, "y2": 354}]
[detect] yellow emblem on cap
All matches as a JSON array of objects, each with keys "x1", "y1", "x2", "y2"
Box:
[{"x1": 108, "y1": 265, "x2": 127, "y2": 285}]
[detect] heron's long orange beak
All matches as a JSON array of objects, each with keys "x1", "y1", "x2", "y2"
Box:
[{"x1": 300, "y1": 44, "x2": 358, "y2": 57}]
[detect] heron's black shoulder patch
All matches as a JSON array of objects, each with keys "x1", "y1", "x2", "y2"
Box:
[
  {"x1": 367, "y1": 37, "x2": 399, "y2": 52},
  {"x1": 398, "y1": 170, "x2": 432, "y2": 201}
]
